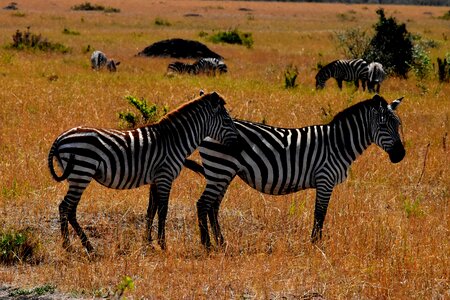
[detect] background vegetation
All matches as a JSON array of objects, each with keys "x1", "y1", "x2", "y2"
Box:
[{"x1": 0, "y1": 0, "x2": 448, "y2": 299}]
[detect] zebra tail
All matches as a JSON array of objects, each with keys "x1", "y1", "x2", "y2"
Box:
[
  {"x1": 183, "y1": 159, "x2": 205, "y2": 176},
  {"x1": 48, "y1": 143, "x2": 75, "y2": 182}
]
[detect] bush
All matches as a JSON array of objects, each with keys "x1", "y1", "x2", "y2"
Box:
[
  {"x1": 409, "y1": 43, "x2": 432, "y2": 80},
  {"x1": 10, "y1": 28, "x2": 70, "y2": 53},
  {"x1": 0, "y1": 228, "x2": 42, "y2": 265},
  {"x1": 209, "y1": 29, "x2": 254, "y2": 48},
  {"x1": 154, "y1": 17, "x2": 171, "y2": 26},
  {"x1": 71, "y1": 2, "x2": 120, "y2": 13},
  {"x1": 363, "y1": 9, "x2": 413, "y2": 78},
  {"x1": 284, "y1": 64, "x2": 299, "y2": 89},
  {"x1": 437, "y1": 54, "x2": 450, "y2": 82},
  {"x1": 335, "y1": 27, "x2": 371, "y2": 59},
  {"x1": 439, "y1": 10, "x2": 450, "y2": 20},
  {"x1": 118, "y1": 96, "x2": 168, "y2": 128}
]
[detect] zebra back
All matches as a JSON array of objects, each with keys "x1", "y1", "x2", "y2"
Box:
[
  {"x1": 192, "y1": 58, "x2": 227, "y2": 75},
  {"x1": 90, "y1": 50, "x2": 108, "y2": 70},
  {"x1": 316, "y1": 58, "x2": 368, "y2": 89}
]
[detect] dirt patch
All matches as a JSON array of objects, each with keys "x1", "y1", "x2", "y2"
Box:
[
  {"x1": 0, "y1": 285, "x2": 86, "y2": 300},
  {"x1": 136, "y1": 38, "x2": 223, "y2": 59}
]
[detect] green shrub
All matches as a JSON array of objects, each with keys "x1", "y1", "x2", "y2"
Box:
[
  {"x1": 154, "y1": 17, "x2": 171, "y2": 26},
  {"x1": 437, "y1": 54, "x2": 450, "y2": 82},
  {"x1": 71, "y1": 2, "x2": 120, "y2": 13},
  {"x1": 0, "y1": 228, "x2": 42, "y2": 265},
  {"x1": 409, "y1": 43, "x2": 432, "y2": 80},
  {"x1": 10, "y1": 28, "x2": 70, "y2": 53},
  {"x1": 439, "y1": 10, "x2": 450, "y2": 20},
  {"x1": 9, "y1": 284, "x2": 55, "y2": 297},
  {"x1": 209, "y1": 28, "x2": 254, "y2": 48},
  {"x1": 284, "y1": 64, "x2": 298, "y2": 89},
  {"x1": 335, "y1": 27, "x2": 370, "y2": 59},
  {"x1": 363, "y1": 9, "x2": 413, "y2": 78},
  {"x1": 118, "y1": 96, "x2": 168, "y2": 128}
]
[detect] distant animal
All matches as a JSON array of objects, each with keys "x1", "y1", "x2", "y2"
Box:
[
  {"x1": 90, "y1": 50, "x2": 120, "y2": 72},
  {"x1": 182, "y1": 94, "x2": 405, "y2": 249},
  {"x1": 167, "y1": 58, "x2": 228, "y2": 76},
  {"x1": 48, "y1": 92, "x2": 239, "y2": 252},
  {"x1": 191, "y1": 58, "x2": 228, "y2": 75},
  {"x1": 167, "y1": 61, "x2": 194, "y2": 75},
  {"x1": 367, "y1": 62, "x2": 386, "y2": 93},
  {"x1": 315, "y1": 59, "x2": 369, "y2": 90}
]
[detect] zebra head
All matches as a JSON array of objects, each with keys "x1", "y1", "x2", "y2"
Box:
[
  {"x1": 370, "y1": 95, "x2": 405, "y2": 163},
  {"x1": 106, "y1": 60, "x2": 120, "y2": 72},
  {"x1": 202, "y1": 92, "x2": 239, "y2": 148}
]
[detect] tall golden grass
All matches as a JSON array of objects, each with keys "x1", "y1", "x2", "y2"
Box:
[{"x1": 0, "y1": 0, "x2": 448, "y2": 298}]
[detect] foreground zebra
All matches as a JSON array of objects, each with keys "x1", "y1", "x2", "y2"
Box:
[
  {"x1": 90, "y1": 50, "x2": 120, "y2": 72},
  {"x1": 183, "y1": 95, "x2": 405, "y2": 248},
  {"x1": 48, "y1": 92, "x2": 239, "y2": 252},
  {"x1": 315, "y1": 58, "x2": 369, "y2": 90},
  {"x1": 167, "y1": 58, "x2": 227, "y2": 76},
  {"x1": 367, "y1": 62, "x2": 386, "y2": 93}
]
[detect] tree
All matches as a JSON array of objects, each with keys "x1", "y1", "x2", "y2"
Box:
[{"x1": 364, "y1": 9, "x2": 413, "y2": 78}]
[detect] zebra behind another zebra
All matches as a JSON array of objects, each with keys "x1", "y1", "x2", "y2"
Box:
[
  {"x1": 315, "y1": 58, "x2": 369, "y2": 91},
  {"x1": 90, "y1": 50, "x2": 120, "y2": 72},
  {"x1": 167, "y1": 58, "x2": 227, "y2": 76},
  {"x1": 48, "y1": 92, "x2": 239, "y2": 252},
  {"x1": 367, "y1": 62, "x2": 386, "y2": 93},
  {"x1": 182, "y1": 94, "x2": 405, "y2": 249}
]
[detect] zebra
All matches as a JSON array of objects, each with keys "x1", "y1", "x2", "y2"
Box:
[
  {"x1": 90, "y1": 50, "x2": 120, "y2": 72},
  {"x1": 48, "y1": 92, "x2": 239, "y2": 252},
  {"x1": 167, "y1": 61, "x2": 194, "y2": 75},
  {"x1": 182, "y1": 94, "x2": 405, "y2": 249},
  {"x1": 191, "y1": 58, "x2": 228, "y2": 76},
  {"x1": 367, "y1": 62, "x2": 386, "y2": 93},
  {"x1": 315, "y1": 59, "x2": 369, "y2": 91}
]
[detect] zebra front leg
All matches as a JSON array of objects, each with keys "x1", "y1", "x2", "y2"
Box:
[
  {"x1": 337, "y1": 79, "x2": 343, "y2": 90},
  {"x1": 311, "y1": 185, "x2": 332, "y2": 243},
  {"x1": 146, "y1": 184, "x2": 158, "y2": 244},
  {"x1": 155, "y1": 181, "x2": 173, "y2": 250}
]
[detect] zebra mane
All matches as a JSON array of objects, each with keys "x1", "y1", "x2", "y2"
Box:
[
  {"x1": 155, "y1": 92, "x2": 225, "y2": 127},
  {"x1": 329, "y1": 95, "x2": 387, "y2": 125}
]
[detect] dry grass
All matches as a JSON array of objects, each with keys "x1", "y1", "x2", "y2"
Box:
[{"x1": 0, "y1": 0, "x2": 449, "y2": 299}]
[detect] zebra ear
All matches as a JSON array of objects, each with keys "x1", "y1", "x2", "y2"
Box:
[
  {"x1": 199, "y1": 89, "x2": 205, "y2": 96},
  {"x1": 388, "y1": 96, "x2": 404, "y2": 111}
]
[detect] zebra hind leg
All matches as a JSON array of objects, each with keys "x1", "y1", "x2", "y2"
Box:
[
  {"x1": 68, "y1": 204, "x2": 94, "y2": 253},
  {"x1": 196, "y1": 196, "x2": 212, "y2": 249},
  {"x1": 208, "y1": 204, "x2": 224, "y2": 248},
  {"x1": 146, "y1": 184, "x2": 158, "y2": 245}
]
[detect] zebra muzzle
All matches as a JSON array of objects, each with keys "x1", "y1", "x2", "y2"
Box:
[{"x1": 388, "y1": 141, "x2": 405, "y2": 163}]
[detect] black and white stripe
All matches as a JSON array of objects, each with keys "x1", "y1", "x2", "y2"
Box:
[
  {"x1": 315, "y1": 58, "x2": 369, "y2": 90},
  {"x1": 48, "y1": 92, "x2": 239, "y2": 252},
  {"x1": 90, "y1": 50, "x2": 120, "y2": 72},
  {"x1": 192, "y1": 58, "x2": 228, "y2": 75},
  {"x1": 187, "y1": 95, "x2": 405, "y2": 248},
  {"x1": 167, "y1": 61, "x2": 194, "y2": 74},
  {"x1": 367, "y1": 62, "x2": 386, "y2": 93}
]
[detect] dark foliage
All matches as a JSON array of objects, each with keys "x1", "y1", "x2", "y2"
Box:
[
  {"x1": 10, "y1": 28, "x2": 70, "y2": 53},
  {"x1": 363, "y1": 9, "x2": 413, "y2": 78},
  {"x1": 137, "y1": 38, "x2": 222, "y2": 59},
  {"x1": 71, "y1": 2, "x2": 120, "y2": 13},
  {"x1": 437, "y1": 57, "x2": 450, "y2": 82}
]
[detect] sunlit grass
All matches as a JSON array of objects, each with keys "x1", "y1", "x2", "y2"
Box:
[{"x1": 0, "y1": 0, "x2": 449, "y2": 299}]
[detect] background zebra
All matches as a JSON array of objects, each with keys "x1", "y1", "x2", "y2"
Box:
[
  {"x1": 167, "y1": 58, "x2": 228, "y2": 76},
  {"x1": 191, "y1": 58, "x2": 228, "y2": 75},
  {"x1": 90, "y1": 50, "x2": 121, "y2": 72},
  {"x1": 48, "y1": 92, "x2": 239, "y2": 252},
  {"x1": 315, "y1": 58, "x2": 369, "y2": 90},
  {"x1": 167, "y1": 61, "x2": 194, "y2": 75},
  {"x1": 367, "y1": 62, "x2": 386, "y2": 93},
  {"x1": 184, "y1": 95, "x2": 405, "y2": 249}
]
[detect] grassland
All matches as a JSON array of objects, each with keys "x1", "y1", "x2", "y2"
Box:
[{"x1": 0, "y1": 0, "x2": 448, "y2": 299}]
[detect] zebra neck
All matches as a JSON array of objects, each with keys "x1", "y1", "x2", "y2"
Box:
[
  {"x1": 330, "y1": 116, "x2": 372, "y2": 165},
  {"x1": 157, "y1": 114, "x2": 205, "y2": 157}
]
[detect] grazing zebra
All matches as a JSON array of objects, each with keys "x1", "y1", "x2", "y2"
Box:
[
  {"x1": 367, "y1": 62, "x2": 386, "y2": 93},
  {"x1": 183, "y1": 94, "x2": 405, "y2": 249},
  {"x1": 90, "y1": 50, "x2": 120, "y2": 72},
  {"x1": 192, "y1": 58, "x2": 228, "y2": 75},
  {"x1": 48, "y1": 92, "x2": 239, "y2": 252},
  {"x1": 167, "y1": 61, "x2": 194, "y2": 75},
  {"x1": 315, "y1": 59, "x2": 369, "y2": 91}
]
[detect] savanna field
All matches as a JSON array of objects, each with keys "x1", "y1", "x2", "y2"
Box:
[{"x1": 0, "y1": 0, "x2": 449, "y2": 299}]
